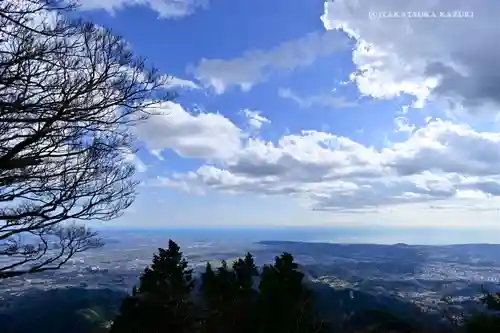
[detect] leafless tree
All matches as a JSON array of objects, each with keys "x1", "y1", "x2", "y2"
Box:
[{"x1": 0, "y1": 0, "x2": 171, "y2": 278}]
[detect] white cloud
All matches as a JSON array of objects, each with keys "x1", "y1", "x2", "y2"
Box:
[
  {"x1": 164, "y1": 76, "x2": 200, "y2": 90},
  {"x1": 241, "y1": 109, "x2": 270, "y2": 130},
  {"x1": 136, "y1": 101, "x2": 242, "y2": 160},
  {"x1": 77, "y1": 0, "x2": 208, "y2": 19},
  {"x1": 394, "y1": 117, "x2": 415, "y2": 134},
  {"x1": 192, "y1": 31, "x2": 348, "y2": 94},
  {"x1": 384, "y1": 120, "x2": 500, "y2": 177},
  {"x1": 158, "y1": 120, "x2": 500, "y2": 212},
  {"x1": 320, "y1": 0, "x2": 500, "y2": 115},
  {"x1": 124, "y1": 152, "x2": 147, "y2": 172},
  {"x1": 278, "y1": 88, "x2": 359, "y2": 109}
]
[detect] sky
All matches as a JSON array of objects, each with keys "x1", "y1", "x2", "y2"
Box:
[{"x1": 74, "y1": 0, "x2": 500, "y2": 231}]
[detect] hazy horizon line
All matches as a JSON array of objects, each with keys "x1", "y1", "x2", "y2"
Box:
[{"x1": 94, "y1": 225, "x2": 500, "y2": 231}]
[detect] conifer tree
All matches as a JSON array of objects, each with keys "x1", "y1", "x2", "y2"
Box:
[
  {"x1": 233, "y1": 252, "x2": 259, "y2": 290},
  {"x1": 199, "y1": 261, "x2": 222, "y2": 333},
  {"x1": 257, "y1": 253, "x2": 327, "y2": 333},
  {"x1": 199, "y1": 259, "x2": 238, "y2": 333},
  {"x1": 231, "y1": 252, "x2": 259, "y2": 333},
  {"x1": 200, "y1": 262, "x2": 217, "y2": 302},
  {"x1": 110, "y1": 240, "x2": 195, "y2": 333},
  {"x1": 199, "y1": 253, "x2": 259, "y2": 333}
]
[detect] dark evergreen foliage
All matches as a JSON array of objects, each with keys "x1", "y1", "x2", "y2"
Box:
[
  {"x1": 257, "y1": 253, "x2": 328, "y2": 333},
  {"x1": 198, "y1": 254, "x2": 259, "y2": 333},
  {"x1": 110, "y1": 240, "x2": 195, "y2": 333},
  {"x1": 112, "y1": 245, "x2": 326, "y2": 333}
]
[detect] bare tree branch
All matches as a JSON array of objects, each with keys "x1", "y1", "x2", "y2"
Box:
[
  {"x1": 0, "y1": 224, "x2": 103, "y2": 279},
  {"x1": 0, "y1": 0, "x2": 174, "y2": 279}
]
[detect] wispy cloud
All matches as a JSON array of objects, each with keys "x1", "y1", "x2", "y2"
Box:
[
  {"x1": 77, "y1": 0, "x2": 209, "y2": 19},
  {"x1": 192, "y1": 31, "x2": 348, "y2": 94},
  {"x1": 241, "y1": 109, "x2": 270, "y2": 130},
  {"x1": 278, "y1": 88, "x2": 359, "y2": 109},
  {"x1": 164, "y1": 76, "x2": 200, "y2": 90}
]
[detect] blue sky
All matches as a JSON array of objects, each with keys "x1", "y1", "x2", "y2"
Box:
[{"x1": 76, "y1": 0, "x2": 500, "y2": 232}]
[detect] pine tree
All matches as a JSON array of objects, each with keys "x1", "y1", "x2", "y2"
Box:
[
  {"x1": 200, "y1": 262, "x2": 217, "y2": 302},
  {"x1": 199, "y1": 253, "x2": 259, "y2": 333},
  {"x1": 231, "y1": 253, "x2": 259, "y2": 333},
  {"x1": 199, "y1": 262, "x2": 221, "y2": 333},
  {"x1": 110, "y1": 240, "x2": 195, "y2": 333},
  {"x1": 199, "y1": 259, "x2": 237, "y2": 333},
  {"x1": 257, "y1": 253, "x2": 327, "y2": 333},
  {"x1": 233, "y1": 252, "x2": 259, "y2": 290}
]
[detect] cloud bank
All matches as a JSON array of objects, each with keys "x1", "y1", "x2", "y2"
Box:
[
  {"x1": 321, "y1": 0, "x2": 500, "y2": 114},
  {"x1": 137, "y1": 101, "x2": 500, "y2": 213}
]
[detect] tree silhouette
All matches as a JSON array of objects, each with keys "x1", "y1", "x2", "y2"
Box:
[
  {"x1": 199, "y1": 261, "x2": 220, "y2": 332},
  {"x1": 199, "y1": 259, "x2": 242, "y2": 333},
  {"x1": 110, "y1": 240, "x2": 195, "y2": 333},
  {"x1": 231, "y1": 253, "x2": 259, "y2": 333},
  {"x1": 0, "y1": 0, "x2": 172, "y2": 278},
  {"x1": 258, "y1": 253, "x2": 328, "y2": 333},
  {"x1": 112, "y1": 245, "x2": 330, "y2": 333}
]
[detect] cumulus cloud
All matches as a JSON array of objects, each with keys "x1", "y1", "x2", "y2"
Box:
[
  {"x1": 384, "y1": 120, "x2": 500, "y2": 177},
  {"x1": 321, "y1": 0, "x2": 500, "y2": 113},
  {"x1": 158, "y1": 119, "x2": 500, "y2": 211},
  {"x1": 77, "y1": 0, "x2": 208, "y2": 19},
  {"x1": 136, "y1": 101, "x2": 242, "y2": 160},
  {"x1": 278, "y1": 88, "x2": 359, "y2": 109},
  {"x1": 192, "y1": 31, "x2": 348, "y2": 94}
]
